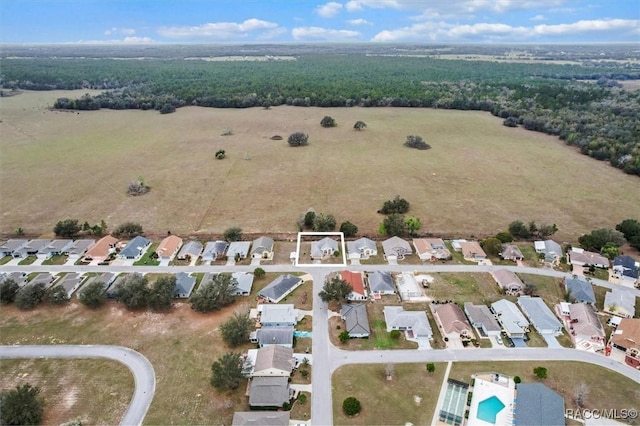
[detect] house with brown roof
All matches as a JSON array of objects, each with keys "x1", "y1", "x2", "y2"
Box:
[
  {"x1": 460, "y1": 241, "x2": 486, "y2": 262},
  {"x1": 251, "y1": 346, "x2": 295, "y2": 377},
  {"x1": 341, "y1": 270, "x2": 367, "y2": 301},
  {"x1": 83, "y1": 235, "x2": 118, "y2": 263},
  {"x1": 568, "y1": 247, "x2": 609, "y2": 269},
  {"x1": 556, "y1": 302, "x2": 605, "y2": 352},
  {"x1": 413, "y1": 238, "x2": 451, "y2": 261},
  {"x1": 500, "y1": 244, "x2": 524, "y2": 262},
  {"x1": 156, "y1": 235, "x2": 183, "y2": 262},
  {"x1": 609, "y1": 318, "x2": 640, "y2": 368},
  {"x1": 432, "y1": 303, "x2": 473, "y2": 342},
  {"x1": 491, "y1": 269, "x2": 525, "y2": 295}
]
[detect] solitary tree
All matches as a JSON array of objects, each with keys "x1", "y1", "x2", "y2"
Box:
[
  {"x1": 53, "y1": 218, "x2": 81, "y2": 238},
  {"x1": 148, "y1": 275, "x2": 175, "y2": 311},
  {"x1": 15, "y1": 283, "x2": 46, "y2": 310},
  {"x1": 533, "y1": 366, "x2": 548, "y2": 379},
  {"x1": 513, "y1": 376, "x2": 521, "y2": 384},
  {"x1": 339, "y1": 221, "x2": 358, "y2": 238},
  {"x1": 404, "y1": 135, "x2": 431, "y2": 150},
  {"x1": 220, "y1": 312, "x2": 253, "y2": 347},
  {"x1": 0, "y1": 279, "x2": 19, "y2": 304},
  {"x1": 314, "y1": 213, "x2": 337, "y2": 232},
  {"x1": 223, "y1": 227, "x2": 242, "y2": 242},
  {"x1": 210, "y1": 352, "x2": 244, "y2": 390},
  {"x1": 113, "y1": 222, "x2": 144, "y2": 238},
  {"x1": 405, "y1": 217, "x2": 421, "y2": 235},
  {"x1": 481, "y1": 238, "x2": 503, "y2": 257},
  {"x1": 426, "y1": 363, "x2": 436, "y2": 373},
  {"x1": 381, "y1": 213, "x2": 408, "y2": 237},
  {"x1": 215, "y1": 149, "x2": 226, "y2": 159},
  {"x1": 353, "y1": 120, "x2": 367, "y2": 131},
  {"x1": 190, "y1": 273, "x2": 238, "y2": 313},
  {"x1": 379, "y1": 196, "x2": 410, "y2": 214},
  {"x1": 320, "y1": 116, "x2": 337, "y2": 128},
  {"x1": 509, "y1": 221, "x2": 531, "y2": 239},
  {"x1": 495, "y1": 231, "x2": 514, "y2": 243},
  {"x1": 14, "y1": 227, "x2": 24, "y2": 236},
  {"x1": 0, "y1": 383, "x2": 44, "y2": 425},
  {"x1": 342, "y1": 397, "x2": 362, "y2": 416},
  {"x1": 127, "y1": 178, "x2": 150, "y2": 196},
  {"x1": 303, "y1": 211, "x2": 316, "y2": 229},
  {"x1": 339, "y1": 330, "x2": 350, "y2": 343},
  {"x1": 253, "y1": 267, "x2": 266, "y2": 279},
  {"x1": 287, "y1": 132, "x2": 309, "y2": 147},
  {"x1": 78, "y1": 281, "x2": 107, "y2": 309},
  {"x1": 319, "y1": 275, "x2": 352, "y2": 303},
  {"x1": 114, "y1": 274, "x2": 150, "y2": 310}
]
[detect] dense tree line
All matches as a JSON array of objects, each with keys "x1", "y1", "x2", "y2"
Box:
[{"x1": 1, "y1": 54, "x2": 639, "y2": 175}]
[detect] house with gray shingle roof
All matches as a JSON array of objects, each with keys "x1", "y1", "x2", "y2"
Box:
[
  {"x1": 176, "y1": 241, "x2": 203, "y2": 261},
  {"x1": 515, "y1": 383, "x2": 565, "y2": 426},
  {"x1": 258, "y1": 274, "x2": 303, "y2": 303},
  {"x1": 564, "y1": 277, "x2": 596, "y2": 305},
  {"x1": 248, "y1": 377, "x2": 292, "y2": 409},
  {"x1": 0, "y1": 272, "x2": 28, "y2": 288},
  {"x1": 604, "y1": 288, "x2": 636, "y2": 318},
  {"x1": 55, "y1": 273, "x2": 83, "y2": 298},
  {"x1": 251, "y1": 327, "x2": 294, "y2": 348},
  {"x1": 14, "y1": 239, "x2": 50, "y2": 258},
  {"x1": 66, "y1": 239, "x2": 95, "y2": 260},
  {"x1": 491, "y1": 299, "x2": 530, "y2": 338},
  {"x1": 202, "y1": 241, "x2": 229, "y2": 262},
  {"x1": 534, "y1": 239, "x2": 563, "y2": 265},
  {"x1": 231, "y1": 272, "x2": 254, "y2": 296},
  {"x1": 346, "y1": 237, "x2": 377, "y2": 260},
  {"x1": 251, "y1": 236, "x2": 274, "y2": 260},
  {"x1": 340, "y1": 303, "x2": 370, "y2": 338},
  {"x1": 383, "y1": 306, "x2": 432, "y2": 339},
  {"x1": 464, "y1": 302, "x2": 502, "y2": 337},
  {"x1": 500, "y1": 244, "x2": 524, "y2": 261},
  {"x1": 0, "y1": 240, "x2": 28, "y2": 257},
  {"x1": 311, "y1": 237, "x2": 339, "y2": 259},
  {"x1": 227, "y1": 241, "x2": 251, "y2": 260},
  {"x1": 517, "y1": 296, "x2": 563, "y2": 335},
  {"x1": 381, "y1": 236, "x2": 412, "y2": 260},
  {"x1": 251, "y1": 346, "x2": 295, "y2": 377},
  {"x1": 118, "y1": 236, "x2": 151, "y2": 260},
  {"x1": 367, "y1": 271, "x2": 395, "y2": 295},
  {"x1": 174, "y1": 272, "x2": 197, "y2": 298},
  {"x1": 77, "y1": 272, "x2": 116, "y2": 296},
  {"x1": 27, "y1": 273, "x2": 57, "y2": 290},
  {"x1": 232, "y1": 411, "x2": 290, "y2": 426},
  {"x1": 36, "y1": 239, "x2": 73, "y2": 260}
]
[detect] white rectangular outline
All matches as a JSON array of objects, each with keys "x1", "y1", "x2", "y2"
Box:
[{"x1": 295, "y1": 232, "x2": 346, "y2": 267}]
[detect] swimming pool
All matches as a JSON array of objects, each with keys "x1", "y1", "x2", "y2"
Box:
[
  {"x1": 477, "y1": 396, "x2": 505, "y2": 424},
  {"x1": 293, "y1": 331, "x2": 312, "y2": 338}
]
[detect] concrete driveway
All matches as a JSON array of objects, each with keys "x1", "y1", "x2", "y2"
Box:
[{"x1": 543, "y1": 335, "x2": 562, "y2": 348}]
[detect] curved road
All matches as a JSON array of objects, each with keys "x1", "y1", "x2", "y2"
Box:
[{"x1": 0, "y1": 345, "x2": 155, "y2": 426}]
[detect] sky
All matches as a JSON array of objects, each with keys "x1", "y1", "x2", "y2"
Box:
[{"x1": 1, "y1": 0, "x2": 639, "y2": 44}]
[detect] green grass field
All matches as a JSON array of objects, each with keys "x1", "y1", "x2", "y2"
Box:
[{"x1": 2, "y1": 90, "x2": 639, "y2": 241}]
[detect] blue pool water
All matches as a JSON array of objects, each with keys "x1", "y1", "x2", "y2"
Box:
[
  {"x1": 294, "y1": 331, "x2": 312, "y2": 338},
  {"x1": 477, "y1": 396, "x2": 505, "y2": 424}
]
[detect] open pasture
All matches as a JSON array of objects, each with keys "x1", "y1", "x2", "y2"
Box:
[{"x1": 1, "y1": 90, "x2": 639, "y2": 240}]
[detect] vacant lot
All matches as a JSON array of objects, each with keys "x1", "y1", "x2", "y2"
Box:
[{"x1": 2, "y1": 91, "x2": 639, "y2": 240}]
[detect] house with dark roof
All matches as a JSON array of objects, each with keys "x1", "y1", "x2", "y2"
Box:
[
  {"x1": 0, "y1": 239, "x2": 28, "y2": 257},
  {"x1": 534, "y1": 239, "x2": 563, "y2": 266},
  {"x1": 381, "y1": 236, "x2": 412, "y2": 261},
  {"x1": 251, "y1": 327, "x2": 294, "y2": 348},
  {"x1": 310, "y1": 237, "x2": 339, "y2": 259},
  {"x1": 383, "y1": 306, "x2": 432, "y2": 339},
  {"x1": 174, "y1": 272, "x2": 197, "y2": 298},
  {"x1": 464, "y1": 302, "x2": 502, "y2": 338},
  {"x1": 604, "y1": 288, "x2": 636, "y2": 318},
  {"x1": 258, "y1": 274, "x2": 303, "y2": 303},
  {"x1": 491, "y1": 269, "x2": 524, "y2": 295},
  {"x1": 118, "y1": 236, "x2": 151, "y2": 261},
  {"x1": 251, "y1": 236, "x2": 274, "y2": 260},
  {"x1": 202, "y1": 240, "x2": 229, "y2": 262},
  {"x1": 0, "y1": 272, "x2": 28, "y2": 288},
  {"x1": 66, "y1": 239, "x2": 95, "y2": 260},
  {"x1": 36, "y1": 239, "x2": 73, "y2": 260},
  {"x1": 613, "y1": 255, "x2": 639, "y2": 286},
  {"x1": 77, "y1": 272, "x2": 116, "y2": 296},
  {"x1": 248, "y1": 377, "x2": 292, "y2": 409},
  {"x1": 515, "y1": 383, "x2": 565, "y2": 426},
  {"x1": 563, "y1": 277, "x2": 596, "y2": 305},
  {"x1": 176, "y1": 240, "x2": 203, "y2": 261},
  {"x1": 517, "y1": 296, "x2": 563, "y2": 336},
  {"x1": 14, "y1": 239, "x2": 50, "y2": 259},
  {"x1": 367, "y1": 271, "x2": 395, "y2": 295},
  {"x1": 340, "y1": 303, "x2": 370, "y2": 338},
  {"x1": 55, "y1": 273, "x2": 83, "y2": 298},
  {"x1": 232, "y1": 411, "x2": 290, "y2": 426},
  {"x1": 341, "y1": 270, "x2": 367, "y2": 301},
  {"x1": 27, "y1": 273, "x2": 57, "y2": 290},
  {"x1": 231, "y1": 272, "x2": 254, "y2": 296},
  {"x1": 346, "y1": 237, "x2": 377, "y2": 260},
  {"x1": 107, "y1": 273, "x2": 143, "y2": 298},
  {"x1": 500, "y1": 244, "x2": 523, "y2": 262}
]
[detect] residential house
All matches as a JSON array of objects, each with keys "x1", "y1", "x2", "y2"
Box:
[
  {"x1": 0, "y1": 272, "x2": 28, "y2": 288},
  {"x1": 251, "y1": 327, "x2": 294, "y2": 348},
  {"x1": 27, "y1": 273, "x2": 57, "y2": 290},
  {"x1": 310, "y1": 237, "x2": 339, "y2": 259},
  {"x1": 84, "y1": 235, "x2": 118, "y2": 263},
  {"x1": 568, "y1": 247, "x2": 610, "y2": 269},
  {"x1": 609, "y1": 318, "x2": 640, "y2": 368},
  {"x1": 346, "y1": 237, "x2": 377, "y2": 260},
  {"x1": 248, "y1": 377, "x2": 292, "y2": 409},
  {"x1": 412, "y1": 238, "x2": 451, "y2": 261},
  {"x1": 107, "y1": 273, "x2": 142, "y2": 298},
  {"x1": 156, "y1": 235, "x2": 183, "y2": 262},
  {"x1": 367, "y1": 271, "x2": 396, "y2": 295},
  {"x1": 258, "y1": 274, "x2": 303, "y2": 303},
  {"x1": 36, "y1": 239, "x2": 73, "y2": 260},
  {"x1": 232, "y1": 272, "x2": 254, "y2": 296},
  {"x1": 232, "y1": 411, "x2": 290, "y2": 426},
  {"x1": 491, "y1": 299, "x2": 530, "y2": 338},
  {"x1": 517, "y1": 296, "x2": 563, "y2": 336},
  {"x1": 259, "y1": 304, "x2": 299, "y2": 327},
  {"x1": 557, "y1": 303, "x2": 605, "y2": 351},
  {"x1": 433, "y1": 303, "x2": 473, "y2": 342},
  {"x1": 227, "y1": 241, "x2": 251, "y2": 260},
  {"x1": 613, "y1": 255, "x2": 639, "y2": 286},
  {"x1": 14, "y1": 239, "x2": 50, "y2": 258},
  {"x1": 451, "y1": 239, "x2": 467, "y2": 252},
  {"x1": 0, "y1": 239, "x2": 28, "y2": 257},
  {"x1": 176, "y1": 240, "x2": 203, "y2": 261},
  {"x1": 514, "y1": 383, "x2": 565, "y2": 426},
  {"x1": 381, "y1": 236, "x2": 412, "y2": 261},
  {"x1": 491, "y1": 269, "x2": 525, "y2": 295},
  {"x1": 534, "y1": 239, "x2": 563, "y2": 266},
  {"x1": 251, "y1": 236, "x2": 274, "y2": 260},
  {"x1": 340, "y1": 303, "x2": 370, "y2": 338},
  {"x1": 500, "y1": 244, "x2": 523, "y2": 261},
  {"x1": 55, "y1": 273, "x2": 83, "y2": 298},
  {"x1": 341, "y1": 270, "x2": 367, "y2": 301},
  {"x1": 464, "y1": 302, "x2": 502, "y2": 338},
  {"x1": 604, "y1": 288, "x2": 636, "y2": 318},
  {"x1": 118, "y1": 236, "x2": 151, "y2": 261},
  {"x1": 563, "y1": 277, "x2": 596, "y2": 305},
  {"x1": 66, "y1": 239, "x2": 95, "y2": 260},
  {"x1": 251, "y1": 346, "x2": 295, "y2": 377},
  {"x1": 383, "y1": 306, "x2": 433, "y2": 339},
  {"x1": 201, "y1": 240, "x2": 229, "y2": 262},
  {"x1": 77, "y1": 272, "x2": 116, "y2": 296},
  {"x1": 459, "y1": 241, "x2": 487, "y2": 262},
  {"x1": 174, "y1": 272, "x2": 196, "y2": 298}
]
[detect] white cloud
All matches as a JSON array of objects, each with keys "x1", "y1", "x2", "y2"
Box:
[
  {"x1": 72, "y1": 36, "x2": 154, "y2": 44},
  {"x1": 104, "y1": 27, "x2": 136, "y2": 36},
  {"x1": 347, "y1": 18, "x2": 372, "y2": 26},
  {"x1": 292, "y1": 26, "x2": 361, "y2": 41},
  {"x1": 315, "y1": 2, "x2": 343, "y2": 18},
  {"x1": 530, "y1": 14, "x2": 546, "y2": 21},
  {"x1": 158, "y1": 19, "x2": 280, "y2": 40},
  {"x1": 372, "y1": 18, "x2": 640, "y2": 42}
]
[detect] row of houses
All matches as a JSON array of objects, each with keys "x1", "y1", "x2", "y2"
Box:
[{"x1": 0, "y1": 239, "x2": 95, "y2": 261}]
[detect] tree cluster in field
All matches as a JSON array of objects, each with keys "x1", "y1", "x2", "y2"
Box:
[
  {"x1": 377, "y1": 196, "x2": 421, "y2": 237},
  {"x1": 298, "y1": 210, "x2": 359, "y2": 237},
  {"x1": 320, "y1": 115, "x2": 337, "y2": 128},
  {"x1": 576, "y1": 218, "x2": 640, "y2": 259},
  {"x1": 0, "y1": 277, "x2": 101, "y2": 310},
  {"x1": 189, "y1": 273, "x2": 239, "y2": 313},
  {"x1": 112, "y1": 221, "x2": 144, "y2": 238},
  {"x1": 404, "y1": 135, "x2": 431, "y2": 150},
  {"x1": 54, "y1": 218, "x2": 107, "y2": 238},
  {"x1": 127, "y1": 178, "x2": 150, "y2": 196},
  {"x1": 112, "y1": 274, "x2": 176, "y2": 311}
]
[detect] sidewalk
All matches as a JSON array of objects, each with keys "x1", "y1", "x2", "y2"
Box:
[{"x1": 431, "y1": 361, "x2": 453, "y2": 426}]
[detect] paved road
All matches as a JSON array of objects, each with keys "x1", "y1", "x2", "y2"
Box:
[
  {"x1": 309, "y1": 270, "x2": 332, "y2": 426},
  {"x1": 0, "y1": 345, "x2": 156, "y2": 426}
]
